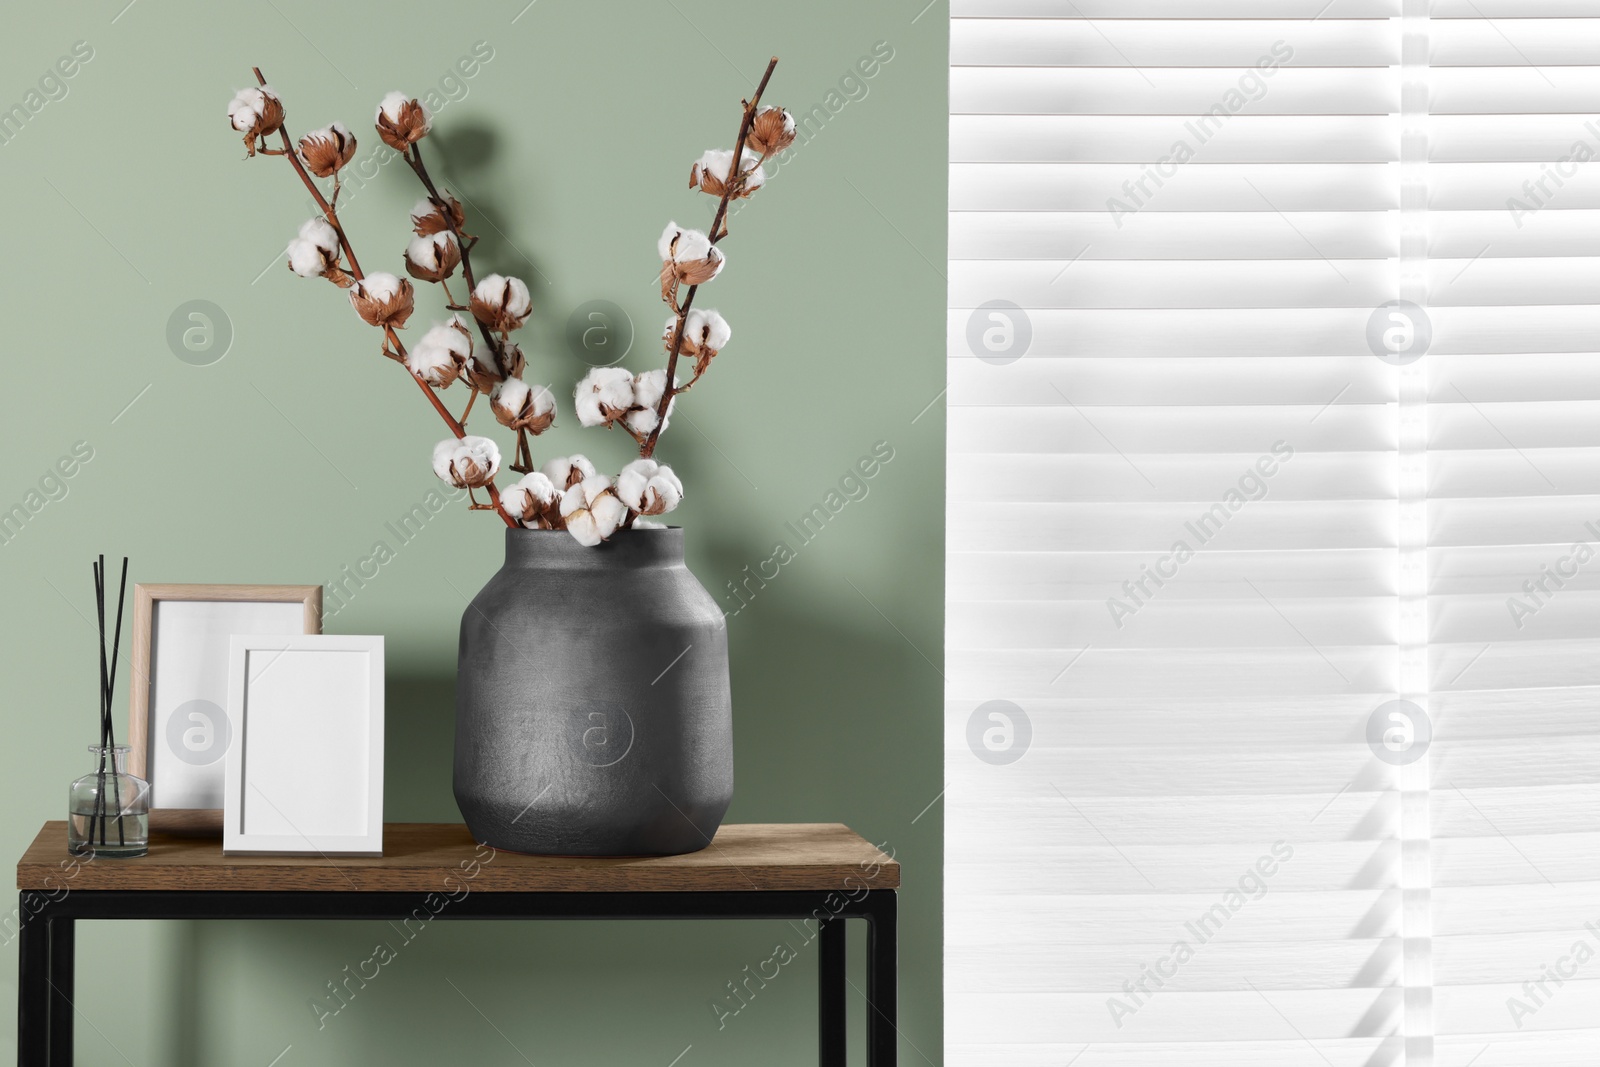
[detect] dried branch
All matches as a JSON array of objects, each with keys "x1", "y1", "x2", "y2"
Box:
[
  {"x1": 640, "y1": 56, "x2": 779, "y2": 460},
  {"x1": 250, "y1": 67, "x2": 515, "y2": 527},
  {"x1": 404, "y1": 142, "x2": 539, "y2": 470}
]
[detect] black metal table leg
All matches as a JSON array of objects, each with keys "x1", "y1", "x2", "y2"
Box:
[
  {"x1": 866, "y1": 891, "x2": 898, "y2": 1067},
  {"x1": 818, "y1": 917, "x2": 846, "y2": 1067},
  {"x1": 48, "y1": 915, "x2": 73, "y2": 1066},
  {"x1": 17, "y1": 894, "x2": 50, "y2": 1067}
]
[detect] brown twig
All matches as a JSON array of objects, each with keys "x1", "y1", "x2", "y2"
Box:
[
  {"x1": 404, "y1": 143, "x2": 539, "y2": 473},
  {"x1": 404, "y1": 144, "x2": 512, "y2": 378},
  {"x1": 251, "y1": 67, "x2": 515, "y2": 527},
  {"x1": 640, "y1": 56, "x2": 778, "y2": 461}
]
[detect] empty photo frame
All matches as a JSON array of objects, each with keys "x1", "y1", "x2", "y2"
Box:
[
  {"x1": 223, "y1": 634, "x2": 385, "y2": 856},
  {"x1": 128, "y1": 584, "x2": 322, "y2": 831}
]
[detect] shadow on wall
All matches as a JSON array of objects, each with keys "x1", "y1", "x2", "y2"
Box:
[{"x1": 425, "y1": 122, "x2": 553, "y2": 321}]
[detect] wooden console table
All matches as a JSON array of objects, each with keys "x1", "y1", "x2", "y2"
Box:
[{"x1": 16, "y1": 822, "x2": 898, "y2": 1066}]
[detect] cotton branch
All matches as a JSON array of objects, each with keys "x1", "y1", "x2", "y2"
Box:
[
  {"x1": 640, "y1": 56, "x2": 780, "y2": 460},
  {"x1": 249, "y1": 67, "x2": 515, "y2": 526},
  {"x1": 402, "y1": 143, "x2": 539, "y2": 471}
]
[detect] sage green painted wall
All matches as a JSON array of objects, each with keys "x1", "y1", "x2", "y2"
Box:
[{"x1": 0, "y1": 2, "x2": 945, "y2": 1064}]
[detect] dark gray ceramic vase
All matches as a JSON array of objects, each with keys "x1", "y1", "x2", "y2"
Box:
[{"x1": 454, "y1": 527, "x2": 733, "y2": 856}]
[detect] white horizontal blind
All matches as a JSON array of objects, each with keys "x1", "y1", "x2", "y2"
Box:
[
  {"x1": 942, "y1": 2, "x2": 1600, "y2": 1065},
  {"x1": 1424, "y1": 3, "x2": 1600, "y2": 1064}
]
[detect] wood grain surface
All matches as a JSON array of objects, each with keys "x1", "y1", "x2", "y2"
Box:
[{"x1": 18, "y1": 822, "x2": 899, "y2": 893}]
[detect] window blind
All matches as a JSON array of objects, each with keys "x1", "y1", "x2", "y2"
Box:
[{"x1": 946, "y1": 3, "x2": 1600, "y2": 1066}]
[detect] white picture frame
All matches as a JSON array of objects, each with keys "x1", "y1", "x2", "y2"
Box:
[
  {"x1": 223, "y1": 634, "x2": 385, "y2": 856},
  {"x1": 128, "y1": 584, "x2": 322, "y2": 833}
]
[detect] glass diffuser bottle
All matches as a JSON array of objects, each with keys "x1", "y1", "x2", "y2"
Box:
[{"x1": 68, "y1": 744, "x2": 149, "y2": 858}]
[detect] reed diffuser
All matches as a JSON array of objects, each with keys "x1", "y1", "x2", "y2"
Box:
[{"x1": 67, "y1": 555, "x2": 149, "y2": 858}]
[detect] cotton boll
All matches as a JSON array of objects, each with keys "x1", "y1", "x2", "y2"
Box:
[
  {"x1": 415, "y1": 316, "x2": 473, "y2": 369},
  {"x1": 406, "y1": 336, "x2": 460, "y2": 388},
  {"x1": 616, "y1": 459, "x2": 683, "y2": 515},
  {"x1": 411, "y1": 193, "x2": 465, "y2": 237},
  {"x1": 407, "y1": 319, "x2": 472, "y2": 387},
  {"x1": 497, "y1": 340, "x2": 527, "y2": 380},
  {"x1": 501, "y1": 471, "x2": 560, "y2": 528},
  {"x1": 559, "y1": 476, "x2": 625, "y2": 546},
  {"x1": 622, "y1": 407, "x2": 658, "y2": 436},
  {"x1": 299, "y1": 217, "x2": 340, "y2": 254},
  {"x1": 632, "y1": 519, "x2": 666, "y2": 530},
  {"x1": 747, "y1": 106, "x2": 797, "y2": 155},
  {"x1": 615, "y1": 459, "x2": 659, "y2": 510},
  {"x1": 658, "y1": 221, "x2": 687, "y2": 261},
  {"x1": 659, "y1": 231, "x2": 722, "y2": 305},
  {"x1": 574, "y1": 367, "x2": 636, "y2": 428},
  {"x1": 360, "y1": 272, "x2": 402, "y2": 302},
  {"x1": 286, "y1": 237, "x2": 332, "y2": 279},
  {"x1": 227, "y1": 86, "x2": 283, "y2": 153},
  {"x1": 377, "y1": 92, "x2": 410, "y2": 123},
  {"x1": 375, "y1": 92, "x2": 431, "y2": 150},
  {"x1": 431, "y1": 435, "x2": 500, "y2": 489},
  {"x1": 405, "y1": 231, "x2": 460, "y2": 283},
  {"x1": 683, "y1": 308, "x2": 731, "y2": 353},
  {"x1": 590, "y1": 492, "x2": 628, "y2": 537},
  {"x1": 624, "y1": 369, "x2": 677, "y2": 435},
  {"x1": 350, "y1": 272, "x2": 416, "y2": 328},
  {"x1": 659, "y1": 222, "x2": 712, "y2": 263},
  {"x1": 491, "y1": 379, "x2": 556, "y2": 434},
  {"x1": 542, "y1": 454, "x2": 597, "y2": 490},
  {"x1": 298, "y1": 122, "x2": 356, "y2": 176},
  {"x1": 689, "y1": 148, "x2": 767, "y2": 199},
  {"x1": 633, "y1": 369, "x2": 668, "y2": 411},
  {"x1": 227, "y1": 89, "x2": 263, "y2": 132},
  {"x1": 658, "y1": 223, "x2": 724, "y2": 304},
  {"x1": 563, "y1": 507, "x2": 603, "y2": 547},
  {"x1": 492, "y1": 378, "x2": 530, "y2": 424},
  {"x1": 470, "y1": 274, "x2": 533, "y2": 333}
]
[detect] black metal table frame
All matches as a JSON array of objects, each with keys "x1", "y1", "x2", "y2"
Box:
[{"x1": 16, "y1": 887, "x2": 897, "y2": 1067}]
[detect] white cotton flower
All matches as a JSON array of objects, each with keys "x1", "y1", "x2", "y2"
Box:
[
  {"x1": 616, "y1": 458, "x2": 684, "y2": 516},
  {"x1": 683, "y1": 308, "x2": 731, "y2": 353},
  {"x1": 227, "y1": 86, "x2": 279, "y2": 133},
  {"x1": 376, "y1": 92, "x2": 431, "y2": 150},
  {"x1": 491, "y1": 378, "x2": 556, "y2": 434},
  {"x1": 287, "y1": 218, "x2": 341, "y2": 280},
  {"x1": 357, "y1": 271, "x2": 404, "y2": 303},
  {"x1": 623, "y1": 369, "x2": 677, "y2": 436},
  {"x1": 658, "y1": 222, "x2": 725, "y2": 304},
  {"x1": 407, "y1": 320, "x2": 471, "y2": 388},
  {"x1": 574, "y1": 366, "x2": 636, "y2": 428},
  {"x1": 378, "y1": 91, "x2": 417, "y2": 125},
  {"x1": 404, "y1": 231, "x2": 460, "y2": 282},
  {"x1": 632, "y1": 519, "x2": 666, "y2": 530},
  {"x1": 560, "y1": 475, "x2": 627, "y2": 547},
  {"x1": 299, "y1": 217, "x2": 339, "y2": 254},
  {"x1": 298, "y1": 122, "x2": 357, "y2": 176},
  {"x1": 542, "y1": 454, "x2": 597, "y2": 490},
  {"x1": 470, "y1": 274, "x2": 532, "y2": 333},
  {"x1": 747, "y1": 105, "x2": 797, "y2": 156},
  {"x1": 286, "y1": 238, "x2": 331, "y2": 278},
  {"x1": 228, "y1": 86, "x2": 285, "y2": 156},
  {"x1": 407, "y1": 343, "x2": 458, "y2": 388},
  {"x1": 501, "y1": 471, "x2": 560, "y2": 528},
  {"x1": 690, "y1": 148, "x2": 767, "y2": 198},
  {"x1": 658, "y1": 221, "x2": 712, "y2": 263},
  {"x1": 431, "y1": 435, "x2": 500, "y2": 489}
]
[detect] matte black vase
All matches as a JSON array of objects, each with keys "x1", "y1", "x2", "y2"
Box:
[{"x1": 454, "y1": 526, "x2": 733, "y2": 856}]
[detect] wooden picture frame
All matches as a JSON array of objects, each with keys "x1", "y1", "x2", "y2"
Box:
[
  {"x1": 128, "y1": 583, "x2": 322, "y2": 833},
  {"x1": 223, "y1": 634, "x2": 385, "y2": 856}
]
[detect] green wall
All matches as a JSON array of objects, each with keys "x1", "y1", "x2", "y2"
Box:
[{"x1": 0, "y1": 1, "x2": 945, "y2": 1063}]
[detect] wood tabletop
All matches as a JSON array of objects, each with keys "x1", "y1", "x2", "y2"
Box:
[{"x1": 18, "y1": 822, "x2": 898, "y2": 893}]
